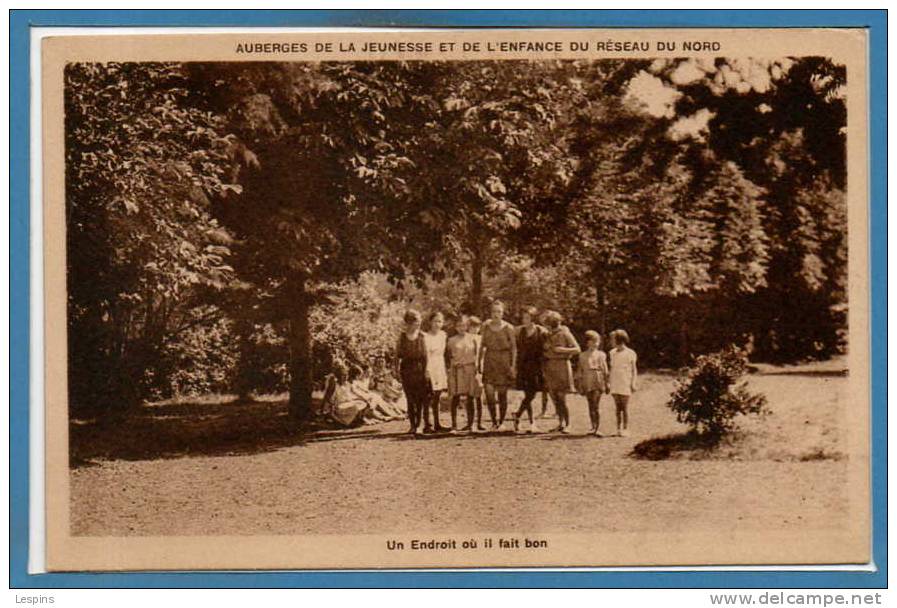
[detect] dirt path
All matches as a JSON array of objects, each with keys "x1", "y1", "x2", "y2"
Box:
[{"x1": 70, "y1": 372, "x2": 853, "y2": 537}]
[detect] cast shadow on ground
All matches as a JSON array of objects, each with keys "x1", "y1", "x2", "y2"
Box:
[
  {"x1": 629, "y1": 430, "x2": 721, "y2": 460},
  {"x1": 70, "y1": 396, "x2": 631, "y2": 466},
  {"x1": 538, "y1": 433, "x2": 610, "y2": 441},
  {"x1": 69, "y1": 397, "x2": 409, "y2": 467},
  {"x1": 385, "y1": 430, "x2": 614, "y2": 442}
]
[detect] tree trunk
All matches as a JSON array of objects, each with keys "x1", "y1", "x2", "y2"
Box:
[
  {"x1": 595, "y1": 272, "x2": 607, "y2": 337},
  {"x1": 471, "y1": 247, "x2": 484, "y2": 317},
  {"x1": 679, "y1": 317, "x2": 690, "y2": 368},
  {"x1": 287, "y1": 274, "x2": 313, "y2": 423},
  {"x1": 234, "y1": 314, "x2": 254, "y2": 402}
]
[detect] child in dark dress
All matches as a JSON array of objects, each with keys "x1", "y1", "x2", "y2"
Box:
[
  {"x1": 395, "y1": 309, "x2": 429, "y2": 435},
  {"x1": 513, "y1": 306, "x2": 547, "y2": 433}
]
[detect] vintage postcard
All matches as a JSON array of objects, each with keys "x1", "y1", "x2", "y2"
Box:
[{"x1": 40, "y1": 27, "x2": 870, "y2": 571}]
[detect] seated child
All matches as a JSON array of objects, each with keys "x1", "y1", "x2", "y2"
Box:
[{"x1": 322, "y1": 364, "x2": 369, "y2": 427}]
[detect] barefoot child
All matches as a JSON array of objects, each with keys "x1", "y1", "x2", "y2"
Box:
[
  {"x1": 575, "y1": 330, "x2": 610, "y2": 436},
  {"x1": 447, "y1": 316, "x2": 479, "y2": 432},
  {"x1": 608, "y1": 329, "x2": 638, "y2": 437}
]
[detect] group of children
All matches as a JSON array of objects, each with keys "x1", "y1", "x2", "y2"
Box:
[
  {"x1": 319, "y1": 363, "x2": 407, "y2": 427},
  {"x1": 395, "y1": 300, "x2": 638, "y2": 437}
]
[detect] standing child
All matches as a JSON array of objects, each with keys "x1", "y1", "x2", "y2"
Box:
[
  {"x1": 422, "y1": 311, "x2": 448, "y2": 433},
  {"x1": 608, "y1": 329, "x2": 638, "y2": 437},
  {"x1": 513, "y1": 306, "x2": 547, "y2": 433},
  {"x1": 447, "y1": 316, "x2": 479, "y2": 433},
  {"x1": 575, "y1": 330, "x2": 610, "y2": 436},
  {"x1": 542, "y1": 310, "x2": 581, "y2": 434},
  {"x1": 478, "y1": 300, "x2": 517, "y2": 430},
  {"x1": 468, "y1": 316, "x2": 486, "y2": 431},
  {"x1": 395, "y1": 310, "x2": 428, "y2": 435}
]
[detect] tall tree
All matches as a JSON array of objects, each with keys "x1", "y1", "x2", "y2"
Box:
[
  {"x1": 655, "y1": 56, "x2": 848, "y2": 360},
  {"x1": 519, "y1": 60, "x2": 774, "y2": 364},
  {"x1": 65, "y1": 62, "x2": 237, "y2": 415},
  {"x1": 515, "y1": 60, "x2": 667, "y2": 335},
  {"x1": 187, "y1": 62, "x2": 447, "y2": 420},
  {"x1": 403, "y1": 61, "x2": 578, "y2": 314}
]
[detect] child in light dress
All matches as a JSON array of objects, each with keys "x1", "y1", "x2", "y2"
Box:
[
  {"x1": 422, "y1": 311, "x2": 448, "y2": 433},
  {"x1": 608, "y1": 329, "x2": 638, "y2": 437},
  {"x1": 575, "y1": 330, "x2": 610, "y2": 436},
  {"x1": 447, "y1": 315, "x2": 479, "y2": 432}
]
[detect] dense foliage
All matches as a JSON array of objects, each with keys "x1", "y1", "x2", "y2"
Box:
[
  {"x1": 65, "y1": 58, "x2": 848, "y2": 420},
  {"x1": 65, "y1": 63, "x2": 238, "y2": 414},
  {"x1": 151, "y1": 309, "x2": 239, "y2": 399},
  {"x1": 310, "y1": 274, "x2": 407, "y2": 380}
]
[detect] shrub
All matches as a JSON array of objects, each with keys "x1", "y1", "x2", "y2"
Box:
[
  {"x1": 233, "y1": 322, "x2": 291, "y2": 396},
  {"x1": 151, "y1": 309, "x2": 290, "y2": 400},
  {"x1": 310, "y1": 273, "x2": 406, "y2": 381},
  {"x1": 667, "y1": 345, "x2": 768, "y2": 439},
  {"x1": 150, "y1": 308, "x2": 239, "y2": 399}
]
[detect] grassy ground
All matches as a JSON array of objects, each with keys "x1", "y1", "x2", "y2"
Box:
[{"x1": 70, "y1": 364, "x2": 853, "y2": 537}]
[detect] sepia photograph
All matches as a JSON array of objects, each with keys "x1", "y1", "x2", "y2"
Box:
[{"x1": 39, "y1": 29, "x2": 871, "y2": 571}]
